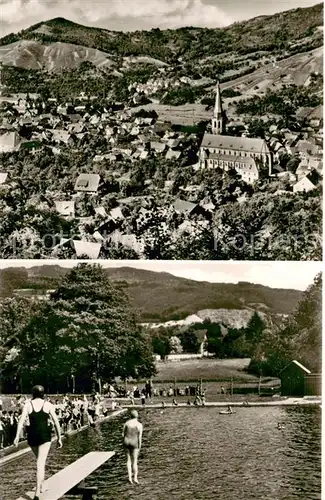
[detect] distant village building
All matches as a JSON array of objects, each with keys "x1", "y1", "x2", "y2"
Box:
[
  {"x1": 74, "y1": 174, "x2": 100, "y2": 193},
  {"x1": 55, "y1": 200, "x2": 75, "y2": 218},
  {"x1": 0, "y1": 172, "x2": 8, "y2": 185},
  {"x1": 199, "y1": 82, "x2": 272, "y2": 182},
  {"x1": 73, "y1": 240, "x2": 102, "y2": 259},
  {"x1": 293, "y1": 170, "x2": 321, "y2": 193},
  {"x1": 0, "y1": 131, "x2": 21, "y2": 153}
]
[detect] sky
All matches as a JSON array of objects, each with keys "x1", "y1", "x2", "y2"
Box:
[
  {"x1": 0, "y1": 0, "x2": 320, "y2": 36},
  {"x1": 0, "y1": 260, "x2": 322, "y2": 291}
]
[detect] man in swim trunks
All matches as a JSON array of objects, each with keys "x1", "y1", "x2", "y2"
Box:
[{"x1": 122, "y1": 409, "x2": 143, "y2": 484}]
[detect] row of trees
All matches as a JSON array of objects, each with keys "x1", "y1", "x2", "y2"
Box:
[
  {"x1": 248, "y1": 273, "x2": 322, "y2": 376},
  {"x1": 1, "y1": 264, "x2": 156, "y2": 393},
  {"x1": 236, "y1": 85, "x2": 322, "y2": 119},
  {"x1": 150, "y1": 312, "x2": 269, "y2": 360}
]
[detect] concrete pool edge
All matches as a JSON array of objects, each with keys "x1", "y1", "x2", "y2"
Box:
[
  {"x1": 0, "y1": 408, "x2": 127, "y2": 467},
  {"x1": 120, "y1": 397, "x2": 321, "y2": 408}
]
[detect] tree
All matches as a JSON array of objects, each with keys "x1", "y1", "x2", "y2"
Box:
[
  {"x1": 180, "y1": 328, "x2": 200, "y2": 353},
  {"x1": 205, "y1": 322, "x2": 223, "y2": 356},
  {"x1": 248, "y1": 273, "x2": 322, "y2": 376},
  {"x1": 170, "y1": 336, "x2": 183, "y2": 354},
  {"x1": 0, "y1": 296, "x2": 38, "y2": 392},
  {"x1": 151, "y1": 328, "x2": 171, "y2": 359},
  {"x1": 6, "y1": 264, "x2": 156, "y2": 392},
  {"x1": 245, "y1": 312, "x2": 266, "y2": 346}
]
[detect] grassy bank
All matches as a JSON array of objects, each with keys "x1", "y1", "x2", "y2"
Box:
[{"x1": 152, "y1": 358, "x2": 261, "y2": 383}]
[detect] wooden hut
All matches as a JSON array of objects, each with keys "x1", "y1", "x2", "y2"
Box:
[{"x1": 280, "y1": 360, "x2": 311, "y2": 396}]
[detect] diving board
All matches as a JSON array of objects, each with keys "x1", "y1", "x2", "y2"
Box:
[{"x1": 17, "y1": 451, "x2": 115, "y2": 500}]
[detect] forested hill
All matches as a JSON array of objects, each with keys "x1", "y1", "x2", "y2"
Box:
[
  {"x1": 0, "y1": 265, "x2": 303, "y2": 321},
  {"x1": 0, "y1": 3, "x2": 323, "y2": 64}
]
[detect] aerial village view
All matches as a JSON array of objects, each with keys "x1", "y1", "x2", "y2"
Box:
[{"x1": 0, "y1": 2, "x2": 322, "y2": 259}]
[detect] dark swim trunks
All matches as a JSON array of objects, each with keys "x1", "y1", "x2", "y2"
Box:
[{"x1": 123, "y1": 441, "x2": 138, "y2": 451}]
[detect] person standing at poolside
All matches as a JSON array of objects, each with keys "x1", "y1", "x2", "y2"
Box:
[
  {"x1": 14, "y1": 385, "x2": 62, "y2": 500},
  {"x1": 123, "y1": 409, "x2": 143, "y2": 484}
]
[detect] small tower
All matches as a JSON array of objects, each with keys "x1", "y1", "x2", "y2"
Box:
[{"x1": 211, "y1": 81, "x2": 224, "y2": 135}]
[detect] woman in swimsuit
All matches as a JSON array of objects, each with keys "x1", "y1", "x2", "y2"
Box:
[{"x1": 14, "y1": 385, "x2": 62, "y2": 500}]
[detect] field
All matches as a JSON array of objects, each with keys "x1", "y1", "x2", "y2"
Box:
[
  {"x1": 154, "y1": 357, "x2": 258, "y2": 383},
  {"x1": 131, "y1": 46, "x2": 323, "y2": 126}
]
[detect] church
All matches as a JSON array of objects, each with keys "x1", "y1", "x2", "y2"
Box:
[{"x1": 199, "y1": 83, "x2": 272, "y2": 184}]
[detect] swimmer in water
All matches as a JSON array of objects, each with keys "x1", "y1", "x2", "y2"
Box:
[{"x1": 123, "y1": 409, "x2": 143, "y2": 484}]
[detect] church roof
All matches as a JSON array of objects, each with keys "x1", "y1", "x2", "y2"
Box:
[{"x1": 201, "y1": 133, "x2": 270, "y2": 154}]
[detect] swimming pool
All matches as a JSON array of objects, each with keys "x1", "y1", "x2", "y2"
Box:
[{"x1": 0, "y1": 406, "x2": 321, "y2": 500}]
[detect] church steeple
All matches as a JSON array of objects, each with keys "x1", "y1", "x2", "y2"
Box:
[{"x1": 211, "y1": 81, "x2": 224, "y2": 135}]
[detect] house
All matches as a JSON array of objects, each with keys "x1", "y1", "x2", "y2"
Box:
[
  {"x1": 67, "y1": 122, "x2": 85, "y2": 134},
  {"x1": 72, "y1": 240, "x2": 102, "y2": 259},
  {"x1": 167, "y1": 138, "x2": 180, "y2": 149},
  {"x1": 293, "y1": 170, "x2": 321, "y2": 193},
  {"x1": 109, "y1": 206, "x2": 124, "y2": 221},
  {"x1": 74, "y1": 174, "x2": 100, "y2": 193},
  {"x1": 308, "y1": 157, "x2": 323, "y2": 174},
  {"x1": 150, "y1": 141, "x2": 166, "y2": 153},
  {"x1": 295, "y1": 162, "x2": 310, "y2": 181},
  {"x1": 55, "y1": 200, "x2": 75, "y2": 218},
  {"x1": 280, "y1": 360, "x2": 311, "y2": 396},
  {"x1": 0, "y1": 172, "x2": 8, "y2": 185},
  {"x1": 0, "y1": 131, "x2": 21, "y2": 152},
  {"x1": 140, "y1": 150, "x2": 149, "y2": 160},
  {"x1": 172, "y1": 198, "x2": 208, "y2": 217},
  {"x1": 296, "y1": 105, "x2": 323, "y2": 128},
  {"x1": 51, "y1": 129, "x2": 74, "y2": 145},
  {"x1": 296, "y1": 140, "x2": 319, "y2": 157},
  {"x1": 165, "y1": 149, "x2": 181, "y2": 160},
  {"x1": 95, "y1": 206, "x2": 107, "y2": 217},
  {"x1": 108, "y1": 230, "x2": 145, "y2": 255}
]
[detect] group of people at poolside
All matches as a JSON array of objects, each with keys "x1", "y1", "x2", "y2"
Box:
[
  {"x1": 10, "y1": 386, "x2": 143, "y2": 499},
  {"x1": 0, "y1": 393, "x2": 120, "y2": 450},
  {"x1": 7, "y1": 383, "x2": 211, "y2": 498}
]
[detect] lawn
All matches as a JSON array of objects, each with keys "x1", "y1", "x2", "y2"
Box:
[{"x1": 152, "y1": 358, "x2": 258, "y2": 383}]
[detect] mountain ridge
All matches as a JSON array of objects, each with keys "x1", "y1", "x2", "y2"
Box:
[
  {"x1": 0, "y1": 3, "x2": 322, "y2": 71},
  {"x1": 0, "y1": 265, "x2": 304, "y2": 322}
]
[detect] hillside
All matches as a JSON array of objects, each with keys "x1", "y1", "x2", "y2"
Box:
[
  {"x1": 0, "y1": 4, "x2": 322, "y2": 74},
  {"x1": 0, "y1": 40, "x2": 115, "y2": 71},
  {"x1": 1, "y1": 4, "x2": 323, "y2": 63},
  {"x1": 0, "y1": 265, "x2": 303, "y2": 322}
]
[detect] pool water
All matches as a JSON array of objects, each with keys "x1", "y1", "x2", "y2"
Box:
[{"x1": 0, "y1": 406, "x2": 321, "y2": 500}]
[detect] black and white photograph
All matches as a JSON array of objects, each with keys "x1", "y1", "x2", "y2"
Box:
[
  {"x1": 0, "y1": 1, "x2": 323, "y2": 500},
  {"x1": 0, "y1": 259, "x2": 322, "y2": 499},
  {"x1": 0, "y1": 0, "x2": 322, "y2": 260}
]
